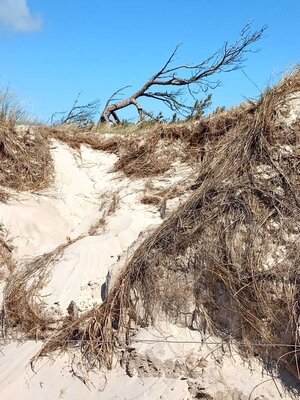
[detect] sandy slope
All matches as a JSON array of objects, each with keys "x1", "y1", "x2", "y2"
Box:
[
  {"x1": 0, "y1": 327, "x2": 296, "y2": 400},
  {"x1": 0, "y1": 137, "x2": 298, "y2": 399}
]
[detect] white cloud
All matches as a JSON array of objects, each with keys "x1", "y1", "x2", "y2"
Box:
[{"x1": 0, "y1": 0, "x2": 42, "y2": 32}]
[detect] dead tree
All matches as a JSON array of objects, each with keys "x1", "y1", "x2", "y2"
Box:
[{"x1": 99, "y1": 23, "x2": 266, "y2": 124}]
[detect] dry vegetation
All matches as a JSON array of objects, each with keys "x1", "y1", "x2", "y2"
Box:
[
  {"x1": 2, "y1": 243, "x2": 69, "y2": 338},
  {"x1": 0, "y1": 120, "x2": 53, "y2": 202},
  {"x1": 47, "y1": 124, "x2": 120, "y2": 153},
  {"x1": 32, "y1": 68, "x2": 300, "y2": 382},
  {"x1": 0, "y1": 88, "x2": 53, "y2": 201},
  {"x1": 0, "y1": 226, "x2": 14, "y2": 280}
]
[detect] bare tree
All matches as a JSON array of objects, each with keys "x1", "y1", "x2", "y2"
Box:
[{"x1": 99, "y1": 23, "x2": 266, "y2": 124}]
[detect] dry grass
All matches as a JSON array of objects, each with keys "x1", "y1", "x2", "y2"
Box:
[
  {"x1": 0, "y1": 121, "x2": 53, "y2": 201},
  {"x1": 0, "y1": 87, "x2": 28, "y2": 123},
  {"x1": 140, "y1": 176, "x2": 194, "y2": 210},
  {"x1": 113, "y1": 133, "x2": 174, "y2": 177},
  {"x1": 109, "y1": 108, "x2": 250, "y2": 177},
  {"x1": 141, "y1": 172, "x2": 197, "y2": 207},
  {"x1": 36, "y1": 68, "x2": 300, "y2": 381},
  {"x1": 2, "y1": 243, "x2": 68, "y2": 338},
  {"x1": 0, "y1": 226, "x2": 14, "y2": 280},
  {"x1": 2, "y1": 68, "x2": 300, "y2": 383},
  {"x1": 47, "y1": 126, "x2": 120, "y2": 153},
  {"x1": 46, "y1": 123, "x2": 175, "y2": 177},
  {"x1": 140, "y1": 194, "x2": 162, "y2": 206},
  {"x1": 1, "y1": 229, "x2": 96, "y2": 339}
]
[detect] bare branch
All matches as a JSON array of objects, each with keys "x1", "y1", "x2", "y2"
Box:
[
  {"x1": 102, "y1": 85, "x2": 132, "y2": 111},
  {"x1": 51, "y1": 93, "x2": 100, "y2": 126}
]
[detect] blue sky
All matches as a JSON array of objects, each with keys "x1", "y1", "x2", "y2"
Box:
[{"x1": 0, "y1": 0, "x2": 299, "y2": 122}]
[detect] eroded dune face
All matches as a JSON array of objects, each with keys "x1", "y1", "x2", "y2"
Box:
[{"x1": 0, "y1": 69, "x2": 300, "y2": 400}]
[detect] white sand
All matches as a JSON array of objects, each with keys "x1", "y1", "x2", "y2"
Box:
[
  {"x1": 0, "y1": 343, "x2": 190, "y2": 400},
  {"x1": 0, "y1": 326, "x2": 295, "y2": 400}
]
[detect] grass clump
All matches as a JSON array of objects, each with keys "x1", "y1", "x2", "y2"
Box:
[
  {"x1": 0, "y1": 121, "x2": 53, "y2": 201},
  {"x1": 0, "y1": 87, "x2": 53, "y2": 201},
  {"x1": 0, "y1": 87, "x2": 28, "y2": 123}
]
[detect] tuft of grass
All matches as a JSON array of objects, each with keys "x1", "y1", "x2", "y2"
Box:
[
  {"x1": 140, "y1": 194, "x2": 162, "y2": 206},
  {"x1": 0, "y1": 88, "x2": 53, "y2": 201},
  {"x1": 0, "y1": 87, "x2": 29, "y2": 124},
  {"x1": 0, "y1": 122, "x2": 53, "y2": 201},
  {"x1": 0, "y1": 225, "x2": 14, "y2": 280}
]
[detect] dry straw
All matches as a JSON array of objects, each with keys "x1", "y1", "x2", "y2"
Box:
[
  {"x1": 0, "y1": 227, "x2": 14, "y2": 279},
  {"x1": 2, "y1": 243, "x2": 69, "y2": 338},
  {"x1": 0, "y1": 121, "x2": 53, "y2": 201}
]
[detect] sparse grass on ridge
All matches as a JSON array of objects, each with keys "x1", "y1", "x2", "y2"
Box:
[{"x1": 0, "y1": 87, "x2": 27, "y2": 123}]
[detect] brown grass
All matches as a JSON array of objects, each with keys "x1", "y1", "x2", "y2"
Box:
[
  {"x1": 2, "y1": 243, "x2": 68, "y2": 338},
  {"x1": 1, "y1": 228, "x2": 99, "y2": 339},
  {"x1": 47, "y1": 126, "x2": 120, "y2": 153},
  {"x1": 140, "y1": 194, "x2": 162, "y2": 206},
  {"x1": 113, "y1": 133, "x2": 173, "y2": 177},
  {"x1": 46, "y1": 123, "x2": 175, "y2": 177},
  {"x1": 36, "y1": 68, "x2": 300, "y2": 381},
  {"x1": 2, "y1": 191, "x2": 120, "y2": 339},
  {"x1": 111, "y1": 107, "x2": 251, "y2": 177},
  {"x1": 2, "y1": 68, "x2": 299, "y2": 383},
  {"x1": 0, "y1": 227, "x2": 14, "y2": 280},
  {"x1": 0, "y1": 121, "x2": 53, "y2": 201},
  {"x1": 46, "y1": 107, "x2": 251, "y2": 180}
]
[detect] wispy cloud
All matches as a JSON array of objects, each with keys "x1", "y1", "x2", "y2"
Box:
[{"x1": 0, "y1": 0, "x2": 42, "y2": 32}]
